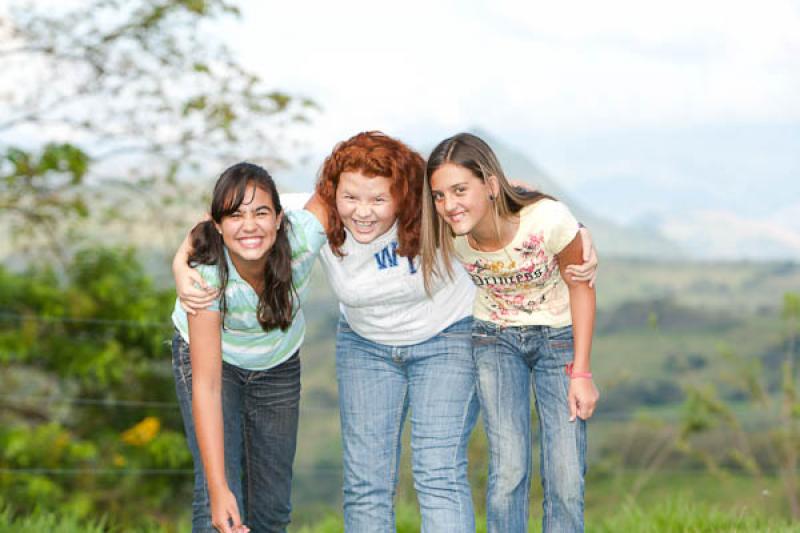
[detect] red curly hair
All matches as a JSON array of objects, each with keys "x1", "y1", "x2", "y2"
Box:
[{"x1": 316, "y1": 131, "x2": 425, "y2": 258}]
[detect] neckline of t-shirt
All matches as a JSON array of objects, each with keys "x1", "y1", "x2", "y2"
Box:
[
  {"x1": 460, "y1": 200, "x2": 550, "y2": 256},
  {"x1": 343, "y1": 220, "x2": 399, "y2": 251}
]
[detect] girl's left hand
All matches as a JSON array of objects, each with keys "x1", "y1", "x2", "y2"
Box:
[
  {"x1": 568, "y1": 378, "x2": 599, "y2": 421},
  {"x1": 565, "y1": 227, "x2": 598, "y2": 287}
]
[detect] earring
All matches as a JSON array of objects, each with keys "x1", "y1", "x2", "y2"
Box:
[{"x1": 489, "y1": 194, "x2": 495, "y2": 201}]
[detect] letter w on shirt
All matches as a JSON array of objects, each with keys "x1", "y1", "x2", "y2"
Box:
[{"x1": 374, "y1": 241, "x2": 417, "y2": 274}]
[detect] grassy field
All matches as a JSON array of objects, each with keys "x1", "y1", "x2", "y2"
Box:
[
  {"x1": 284, "y1": 258, "x2": 800, "y2": 528},
  {"x1": 3, "y1": 496, "x2": 793, "y2": 532},
  {"x1": 2, "y1": 252, "x2": 796, "y2": 530}
]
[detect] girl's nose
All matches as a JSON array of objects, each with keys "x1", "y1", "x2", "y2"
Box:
[{"x1": 355, "y1": 203, "x2": 372, "y2": 218}]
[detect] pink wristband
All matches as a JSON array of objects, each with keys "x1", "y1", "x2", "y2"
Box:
[{"x1": 565, "y1": 362, "x2": 592, "y2": 380}]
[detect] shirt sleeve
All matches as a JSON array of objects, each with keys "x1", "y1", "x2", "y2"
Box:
[
  {"x1": 287, "y1": 209, "x2": 328, "y2": 261},
  {"x1": 541, "y1": 200, "x2": 580, "y2": 256}
]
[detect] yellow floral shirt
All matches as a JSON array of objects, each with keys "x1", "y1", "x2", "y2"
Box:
[{"x1": 453, "y1": 199, "x2": 579, "y2": 327}]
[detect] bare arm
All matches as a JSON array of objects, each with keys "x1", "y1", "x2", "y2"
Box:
[
  {"x1": 564, "y1": 227, "x2": 598, "y2": 288},
  {"x1": 303, "y1": 192, "x2": 330, "y2": 233},
  {"x1": 187, "y1": 310, "x2": 245, "y2": 533},
  {"x1": 557, "y1": 234, "x2": 599, "y2": 421},
  {"x1": 172, "y1": 229, "x2": 217, "y2": 314}
]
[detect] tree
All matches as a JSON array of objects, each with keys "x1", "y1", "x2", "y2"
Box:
[
  {"x1": 0, "y1": 1, "x2": 318, "y2": 528},
  {"x1": 0, "y1": 0, "x2": 317, "y2": 260}
]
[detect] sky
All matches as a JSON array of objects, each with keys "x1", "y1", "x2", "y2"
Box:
[
  {"x1": 3, "y1": 0, "x2": 799, "y2": 258},
  {"x1": 224, "y1": 0, "x2": 800, "y2": 258}
]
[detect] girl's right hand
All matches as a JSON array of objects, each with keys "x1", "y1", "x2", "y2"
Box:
[
  {"x1": 210, "y1": 486, "x2": 249, "y2": 533},
  {"x1": 176, "y1": 266, "x2": 218, "y2": 315}
]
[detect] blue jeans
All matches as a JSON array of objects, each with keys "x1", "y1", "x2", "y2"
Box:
[
  {"x1": 172, "y1": 332, "x2": 301, "y2": 533},
  {"x1": 336, "y1": 316, "x2": 479, "y2": 533},
  {"x1": 472, "y1": 320, "x2": 586, "y2": 533}
]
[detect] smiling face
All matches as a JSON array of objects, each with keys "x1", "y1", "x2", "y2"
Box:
[
  {"x1": 335, "y1": 170, "x2": 397, "y2": 244},
  {"x1": 429, "y1": 163, "x2": 495, "y2": 236},
  {"x1": 215, "y1": 183, "x2": 283, "y2": 269}
]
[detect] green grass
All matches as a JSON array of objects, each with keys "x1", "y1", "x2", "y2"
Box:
[
  {"x1": 2, "y1": 485, "x2": 794, "y2": 532},
  {"x1": 592, "y1": 497, "x2": 794, "y2": 532},
  {"x1": 0, "y1": 506, "x2": 108, "y2": 533},
  {"x1": 291, "y1": 497, "x2": 792, "y2": 532},
  {"x1": 0, "y1": 504, "x2": 192, "y2": 532}
]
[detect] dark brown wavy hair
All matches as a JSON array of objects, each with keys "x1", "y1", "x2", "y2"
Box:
[
  {"x1": 188, "y1": 162, "x2": 295, "y2": 331},
  {"x1": 316, "y1": 131, "x2": 425, "y2": 258}
]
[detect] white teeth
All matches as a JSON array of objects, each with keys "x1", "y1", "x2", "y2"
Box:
[{"x1": 353, "y1": 220, "x2": 375, "y2": 227}]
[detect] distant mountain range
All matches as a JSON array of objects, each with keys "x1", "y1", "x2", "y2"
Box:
[
  {"x1": 469, "y1": 129, "x2": 685, "y2": 259},
  {"x1": 470, "y1": 128, "x2": 800, "y2": 261}
]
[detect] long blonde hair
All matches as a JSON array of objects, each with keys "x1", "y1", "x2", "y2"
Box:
[{"x1": 420, "y1": 132, "x2": 552, "y2": 294}]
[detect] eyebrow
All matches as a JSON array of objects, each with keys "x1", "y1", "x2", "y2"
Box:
[
  {"x1": 432, "y1": 181, "x2": 468, "y2": 193},
  {"x1": 234, "y1": 204, "x2": 272, "y2": 212}
]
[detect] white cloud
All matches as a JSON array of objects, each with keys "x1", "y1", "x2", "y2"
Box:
[{"x1": 226, "y1": 0, "x2": 800, "y2": 160}]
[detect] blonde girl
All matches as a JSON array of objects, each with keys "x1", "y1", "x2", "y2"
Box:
[{"x1": 421, "y1": 133, "x2": 599, "y2": 533}]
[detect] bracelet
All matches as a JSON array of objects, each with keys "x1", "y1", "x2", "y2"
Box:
[{"x1": 565, "y1": 362, "x2": 592, "y2": 379}]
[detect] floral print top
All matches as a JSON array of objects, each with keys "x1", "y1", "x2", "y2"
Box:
[{"x1": 453, "y1": 199, "x2": 579, "y2": 327}]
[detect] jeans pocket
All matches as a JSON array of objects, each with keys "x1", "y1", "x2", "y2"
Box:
[
  {"x1": 546, "y1": 325, "x2": 574, "y2": 361},
  {"x1": 471, "y1": 320, "x2": 498, "y2": 346},
  {"x1": 472, "y1": 331, "x2": 497, "y2": 346}
]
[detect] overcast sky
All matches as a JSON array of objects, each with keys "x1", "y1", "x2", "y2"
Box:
[
  {"x1": 228, "y1": 0, "x2": 799, "y2": 228},
  {"x1": 4, "y1": 0, "x2": 799, "y2": 254}
]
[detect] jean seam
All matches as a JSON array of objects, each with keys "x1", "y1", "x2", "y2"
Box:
[
  {"x1": 389, "y1": 385, "x2": 407, "y2": 506},
  {"x1": 533, "y1": 375, "x2": 549, "y2": 533},
  {"x1": 243, "y1": 383, "x2": 253, "y2": 527},
  {"x1": 452, "y1": 382, "x2": 476, "y2": 524}
]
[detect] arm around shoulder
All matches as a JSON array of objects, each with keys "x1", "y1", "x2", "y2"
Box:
[{"x1": 303, "y1": 192, "x2": 330, "y2": 233}]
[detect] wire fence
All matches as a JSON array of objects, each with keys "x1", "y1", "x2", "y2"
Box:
[
  {"x1": 0, "y1": 310, "x2": 786, "y2": 484},
  {"x1": 0, "y1": 311, "x2": 169, "y2": 328}
]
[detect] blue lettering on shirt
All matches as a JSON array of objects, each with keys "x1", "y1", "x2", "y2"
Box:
[
  {"x1": 374, "y1": 241, "x2": 399, "y2": 269},
  {"x1": 374, "y1": 241, "x2": 417, "y2": 274}
]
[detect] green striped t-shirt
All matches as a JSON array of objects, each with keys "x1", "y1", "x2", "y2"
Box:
[{"x1": 171, "y1": 209, "x2": 327, "y2": 370}]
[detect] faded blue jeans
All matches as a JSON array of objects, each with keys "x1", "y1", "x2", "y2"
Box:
[
  {"x1": 172, "y1": 332, "x2": 301, "y2": 533},
  {"x1": 336, "y1": 315, "x2": 479, "y2": 533},
  {"x1": 472, "y1": 320, "x2": 586, "y2": 533}
]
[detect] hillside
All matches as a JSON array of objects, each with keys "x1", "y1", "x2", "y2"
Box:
[
  {"x1": 469, "y1": 128, "x2": 684, "y2": 259},
  {"x1": 291, "y1": 258, "x2": 800, "y2": 512}
]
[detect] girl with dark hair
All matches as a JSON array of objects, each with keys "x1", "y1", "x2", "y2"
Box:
[
  {"x1": 175, "y1": 132, "x2": 599, "y2": 533},
  {"x1": 170, "y1": 162, "x2": 326, "y2": 533},
  {"x1": 421, "y1": 132, "x2": 599, "y2": 533}
]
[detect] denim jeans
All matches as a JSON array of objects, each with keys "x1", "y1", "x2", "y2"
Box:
[
  {"x1": 472, "y1": 319, "x2": 586, "y2": 533},
  {"x1": 335, "y1": 315, "x2": 479, "y2": 533},
  {"x1": 172, "y1": 332, "x2": 301, "y2": 533}
]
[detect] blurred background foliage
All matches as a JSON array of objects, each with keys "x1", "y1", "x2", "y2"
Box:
[{"x1": 1, "y1": 1, "x2": 799, "y2": 532}]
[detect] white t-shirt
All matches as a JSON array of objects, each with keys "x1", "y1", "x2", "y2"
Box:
[
  {"x1": 280, "y1": 192, "x2": 475, "y2": 345},
  {"x1": 453, "y1": 199, "x2": 579, "y2": 328},
  {"x1": 320, "y1": 224, "x2": 475, "y2": 345}
]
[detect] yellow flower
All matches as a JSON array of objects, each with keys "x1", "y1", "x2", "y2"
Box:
[
  {"x1": 112, "y1": 453, "x2": 127, "y2": 467},
  {"x1": 121, "y1": 416, "x2": 161, "y2": 446}
]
